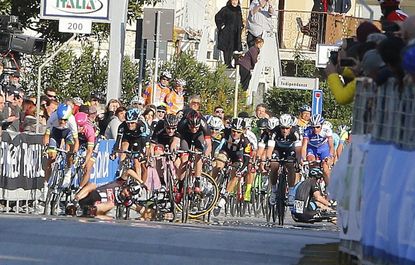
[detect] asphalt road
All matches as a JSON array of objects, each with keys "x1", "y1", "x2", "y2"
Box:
[{"x1": 0, "y1": 214, "x2": 339, "y2": 265}]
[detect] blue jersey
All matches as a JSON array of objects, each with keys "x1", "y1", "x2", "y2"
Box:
[{"x1": 303, "y1": 126, "x2": 333, "y2": 148}]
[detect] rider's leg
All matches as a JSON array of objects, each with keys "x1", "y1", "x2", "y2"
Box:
[
  {"x1": 211, "y1": 153, "x2": 227, "y2": 180},
  {"x1": 322, "y1": 159, "x2": 331, "y2": 186},
  {"x1": 226, "y1": 167, "x2": 238, "y2": 194},
  {"x1": 80, "y1": 158, "x2": 95, "y2": 188},
  {"x1": 75, "y1": 183, "x2": 97, "y2": 201}
]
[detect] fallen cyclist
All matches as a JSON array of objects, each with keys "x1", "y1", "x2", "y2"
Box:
[{"x1": 290, "y1": 167, "x2": 336, "y2": 224}]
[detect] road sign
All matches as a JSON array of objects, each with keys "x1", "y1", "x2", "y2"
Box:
[
  {"x1": 277, "y1": 76, "x2": 318, "y2": 90},
  {"x1": 312, "y1": 89, "x2": 323, "y2": 115},
  {"x1": 40, "y1": 0, "x2": 110, "y2": 22},
  {"x1": 58, "y1": 18, "x2": 92, "y2": 34}
]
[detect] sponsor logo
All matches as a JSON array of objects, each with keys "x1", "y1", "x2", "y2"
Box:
[{"x1": 54, "y1": 0, "x2": 104, "y2": 15}]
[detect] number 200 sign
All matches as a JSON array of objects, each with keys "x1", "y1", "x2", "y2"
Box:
[{"x1": 59, "y1": 18, "x2": 92, "y2": 34}]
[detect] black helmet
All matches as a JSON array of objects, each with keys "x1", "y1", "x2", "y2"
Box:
[
  {"x1": 299, "y1": 104, "x2": 312, "y2": 113},
  {"x1": 186, "y1": 109, "x2": 202, "y2": 127},
  {"x1": 309, "y1": 168, "x2": 323, "y2": 179},
  {"x1": 164, "y1": 114, "x2": 179, "y2": 128},
  {"x1": 256, "y1": 118, "x2": 268, "y2": 129}
]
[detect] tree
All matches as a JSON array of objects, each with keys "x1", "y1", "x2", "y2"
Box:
[{"x1": 265, "y1": 50, "x2": 352, "y2": 127}]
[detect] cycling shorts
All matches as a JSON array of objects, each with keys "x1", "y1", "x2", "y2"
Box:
[
  {"x1": 48, "y1": 127, "x2": 74, "y2": 150},
  {"x1": 273, "y1": 146, "x2": 296, "y2": 159},
  {"x1": 306, "y1": 144, "x2": 331, "y2": 160}
]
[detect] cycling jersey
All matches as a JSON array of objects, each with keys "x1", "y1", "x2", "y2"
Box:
[
  {"x1": 332, "y1": 132, "x2": 340, "y2": 151},
  {"x1": 78, "y1": 121, "x2": 96, "y2": 147},
  {"x1": 244, "y1": 129, "x2": 258, "y2": 151},
  {"x1": 303, "y1": 126, "x2": 332, "y2": 148},
  {"x1": 339, "y1": 130, "x2": 349, "y2": 144},
  {"x1": 219, "y1": 128, "x2": 252, "y2": 171},
  {"x1": 79, "y1": 179, "x2": 126, "y2": 207},
  {"x1": 151, "y1": 120, "x2": 179, "y2": 147},
  {"x1": 165, "y1": 90, "x2": 184, "y2": 114},
  {"x1": 291, "y1": 178, "x2": 321, "y2": 223},
  {"x1": 112, "y1": 120, "x2": 148, "y2": 154},
  {"x1": 269, "y1": 126, "x2": 301, "y2": 158},
  {"x1": 143, "y1": 83, "x2": 171, "y2": 106},
  {"x1": 46, "y1": 112, "x2": 78, "y2": 149},
  {"x1": 176, "y1": 118, "x2": 211, "y2": 152},
  {"x1": 297, "y1": 118, "x2": 309, "y2": 128}
]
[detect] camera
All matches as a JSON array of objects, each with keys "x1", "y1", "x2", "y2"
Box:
[{"x1": 329, "y1": 50, "x2": 339, "y2": 65}]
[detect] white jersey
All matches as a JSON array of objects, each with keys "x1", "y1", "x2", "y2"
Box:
[
  {"x1": 46, "y1": 111, "x2": 78, "y2": 136},
  {"x1": 245, "y1": 129, "x2": 258, "y2": 151}
]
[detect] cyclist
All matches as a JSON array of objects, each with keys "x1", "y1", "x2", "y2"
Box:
[
  {"x1": 43, "y1": 104, "x2": 79, "y2": 196},
  {"x1": 268, "y1": 114, "x2": 302, "y2": 205},
  {"x1": 74, "y1": 112, "x2": 98, "y2": 189},
  {"x1": 208, "y1": 116, "x2": 225, "y2": 157},
  {"x1": 165, "y1": 79, "x2": 186, "y2": 114},
  {"x1": 301, "y1": 114, "x2": 335, "y2": 186},
  {"x1": 212, "y1": 118, "x2": 252, "y2": 215},
  {"x1": 323, "y1": 120, "x2": 340, "y2": 162},
  {"x1": 337, "y1": 125, "x2": 350, "y2": 159},
  {"x1": 111, "y1": 108, "x2": 147, "y2": 183},
  {"x1": 143, "y1": 71, "x2": 171, "y2": 106},
  {"x1": 174, "y1": 110, "x2": 212, "y2": 190},
  {"x1": 291, "y1": 167, "x2": 336, "y2": 223}
]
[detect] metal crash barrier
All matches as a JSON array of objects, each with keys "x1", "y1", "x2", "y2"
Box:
[
  {"x1": 330, "y1": 77, "x2": 415, "y2": 264},
  {"x1": 0, "y1": 131, "x2": 118, "y2": 213}
]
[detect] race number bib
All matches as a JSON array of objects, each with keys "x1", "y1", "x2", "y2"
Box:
[{"x1": 294, "y1": 200, "x2": 304, "y2": 214}]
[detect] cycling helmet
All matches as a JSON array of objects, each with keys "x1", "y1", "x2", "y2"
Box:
[
  {"x1": 279, "y1": 114, "x2": 294, "y2": 127},
  {"x1": 323, "y1": 120, "x2": 333, "y2": 130},
  {"x1": 310, "y1": 114, "x2": 325, "y2": 127},
  {"x1": 309, "y1": 167, "x2": 324, "y2": 179},
  {"x1": 73, "y1": 97, "x2": 84, "y2": 106},
  {"x1": 75, "y1": 112, "x2": 88, "y2": 127},
  {"x1": 160, "y1": 70, "x2": 172, "y2": 80},
  {"x1": 256, "y1": 118, "x2": 268, "y2": 129},
  {"x1": 267, "y1": 117, "x2": 279, "y2": 130},
  {"x1": 231, "y1": 117, "x2": 246, "y2": 131},
  {"x1": 164, "y1": 114, "x2": 179, "y2": 128},
  {"x1": 292, "y1": 116, "x2": 298, "y2": 126},
  {"x1": 186, "y1": 109, "x2": 202, "y2": 127},
  {"x1": 209, "y1": 116, "x2": 224, "y2": 131},
  {"x1": 338, "y1": 125, "x2": 350, "y2": 132},
  {"x1": 402, "y1": 44, "x2": 415, "y2": 74},
  {"x1": 57, "y1": 104, "x2": 72, "y2": 120},
  {"x1": 299, "y1": 104, "x2": 312, "y2": 113},
  {"x1": 174, "y1": 78, "x2": 186, "y2": 87},
  {"x1": 244, "y1": 118, "x2": 253, "y2": 129},
  {"x1": 126, "y1": 108, "x2": 140, "y2": 122}
]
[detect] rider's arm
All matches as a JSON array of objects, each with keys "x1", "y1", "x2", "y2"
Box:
[
  {"x1": 328, "y1": 136, "x2": 334, "y2": 158},
  {"x1": 301, "y1": 137, "x2": 309, "y2": 161},
  {"x1": 112, "y1": 123, "x2": 125, "y2": 155}
]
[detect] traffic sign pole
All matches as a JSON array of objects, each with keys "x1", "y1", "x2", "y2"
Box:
[{"x1": 312, "y1": 89, "x2": 323, "y2": 115}]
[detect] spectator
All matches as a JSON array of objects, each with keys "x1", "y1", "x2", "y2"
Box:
[
  {"x1": 155, "y1": 105, "x2": 167, "y2": 122},
  {"x1": 2, "y1": 85, "x2": 21, "y2": 131},
  {"x1": 21, "y1": 100, "x2": 37, "y2": 133},
  {"x1": 9, "y1": 72, "x2": 21, "y2": 89},
  {"x1": 90, "y1": 94, "x2": 101, "y2": 108},
  {"x1": 255, "y1": 103, "x2": 269, "y2": 119},
  {"x1": 332, "y1": 0, "x2": 351, "y2": 13},
  {"x1": 0, "y1": 93, "x2": 11, "y2": 133},
  {"x1": 379, "y1": 0, "x2": 408, "y2": 24},
  {"x1": 44, "y1": 99, "x2": 58, "y2": 121},
  {"x1": 104, "y1": 106, "x2": 127, "y2": 140},
  {"x1": 237, "y1": 37, "x2": 264, "y2": 91},
  {"x1": 378, "y1": 36, "x2": 406, "y2": 82},
  {"x1": 300, "y1": 0, "x2": 333, "y2": 50},
  {"x1": 72, "y1": 97, "x2": 84, "y2": 115},
  {"x1": 98, "y1": 98, "x2": 121, "y2": 136},
  {"x1": 143, "y1": 71, "x2": 171, "y2": 106},
  {"x1": 402, "y1": 44, "x2": 415, "y2": 83},
  {"x1": 44, "y1": 87, "x2": 57, "y2": 101},
  {"x1": 246, "y1": 0, "x2": 275, "y2": 48},
  {"x1": 401, "y1": 15, "x2": 415, "y2": 44},
  {"x1": 215, "y1": 0, "x2": 243, "y2": 68},
  {"x1": 356, "y1": 21, "x2": 381, "y2": 43},
  {"x1": 360, "y1": 49, "x2": 387, "y2": 85},
  {"x1": 214, "y1": 106, "x2": 225, "y2": 120},
  {"x1": 130, "y1": 95, "x2": 145, "y2": 111},
  {"x1": 165, "y1": 79, "x2": 185, "y2": 114}
]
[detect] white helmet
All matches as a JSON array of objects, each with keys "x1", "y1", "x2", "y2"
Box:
[
  {"x1": 244, "y1": 118, "x2": 253, "y2": 129},
  {"x1": 267, "y1": 117, "x2": 279, "y2": 130},
  {"x1": 209, "y1": 116, "x2": 224, "y2": 131},
  {"x1": 338, "y1": 125, "x2": 350, "y2": 132},
  {"x1": 310, "y1": 114, "x2": 325, "y2": 126},
  {"x1": 231, "y1": 117, "x2": 246, "y2": 131},
  {"x1": 279, "y1": 114, "x2": 294, "y2": 127},
  {"x1": 323, "y1": 120, "x2": 333, "y2": 130}
]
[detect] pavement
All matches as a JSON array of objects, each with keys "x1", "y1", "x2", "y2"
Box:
[{"x1": 0, "y1": 213, "x2": 339, "y2": 265}]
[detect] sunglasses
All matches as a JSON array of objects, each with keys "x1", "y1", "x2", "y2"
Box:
[
  {"x1": 166, "y1": 127, "x2": 176, "y2": 131},
  {"x1": 46, "y1": 94, "x2": 56, "y2": 98},
  {"x1": 191, "y1": 101, "x2": 201, "y2": 105},
  {"x1": 231, "y1": 129, "x2": 242, "y2": 134},
  {"x1": 126, "y1": 121, "x2": 136, "y2": 125},
  {"x1": 215, "y1": 110, "x2": 224, "y2": 113},
  {"x1": 188, "y1": 124, "x2": 200, "y2": 129},
  {"x1": 59, "y1": 118, "x2": 68, "y2": 121},
  {"x1": 157, "y1": 110, "x2": 166, "y2": 113},
  {"x1": 312, "y1": 126, "x2": 321, "y2": 129},
  {"x1": 281, "y1": 126, "x2": 291, "y2": 130},
  {"x1": 161, "y1": 77, "x2": 169, "y2": 81}
]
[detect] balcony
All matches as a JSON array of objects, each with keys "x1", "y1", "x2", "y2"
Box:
[{"x1": 272, "y1": 10, "x2": 380, "y2": 61}]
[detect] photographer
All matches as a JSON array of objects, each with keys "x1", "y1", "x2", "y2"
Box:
[
  {"x1": 1, "y1": 85, "x2": 21, "y2": 131},
  {"x1": 325, "y1": 38, "x2": 362, "y2": 105}
]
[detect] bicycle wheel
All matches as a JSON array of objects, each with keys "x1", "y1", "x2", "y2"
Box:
[
  {"x1": 188, "y1": 172, "x2": 219, "y2": 218},
  {"x1": 277, "y1": 173, "x2": 287, "y2": 226},
  {"x1": 166, "y1": 166, "x2": 176, "y2": 222},
  {"x1": 229, "y1": 194, "x2": 237, "y2": 217},
  {"x1": 181, "y1": 170, "x2": 190, "y2": 223}
]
